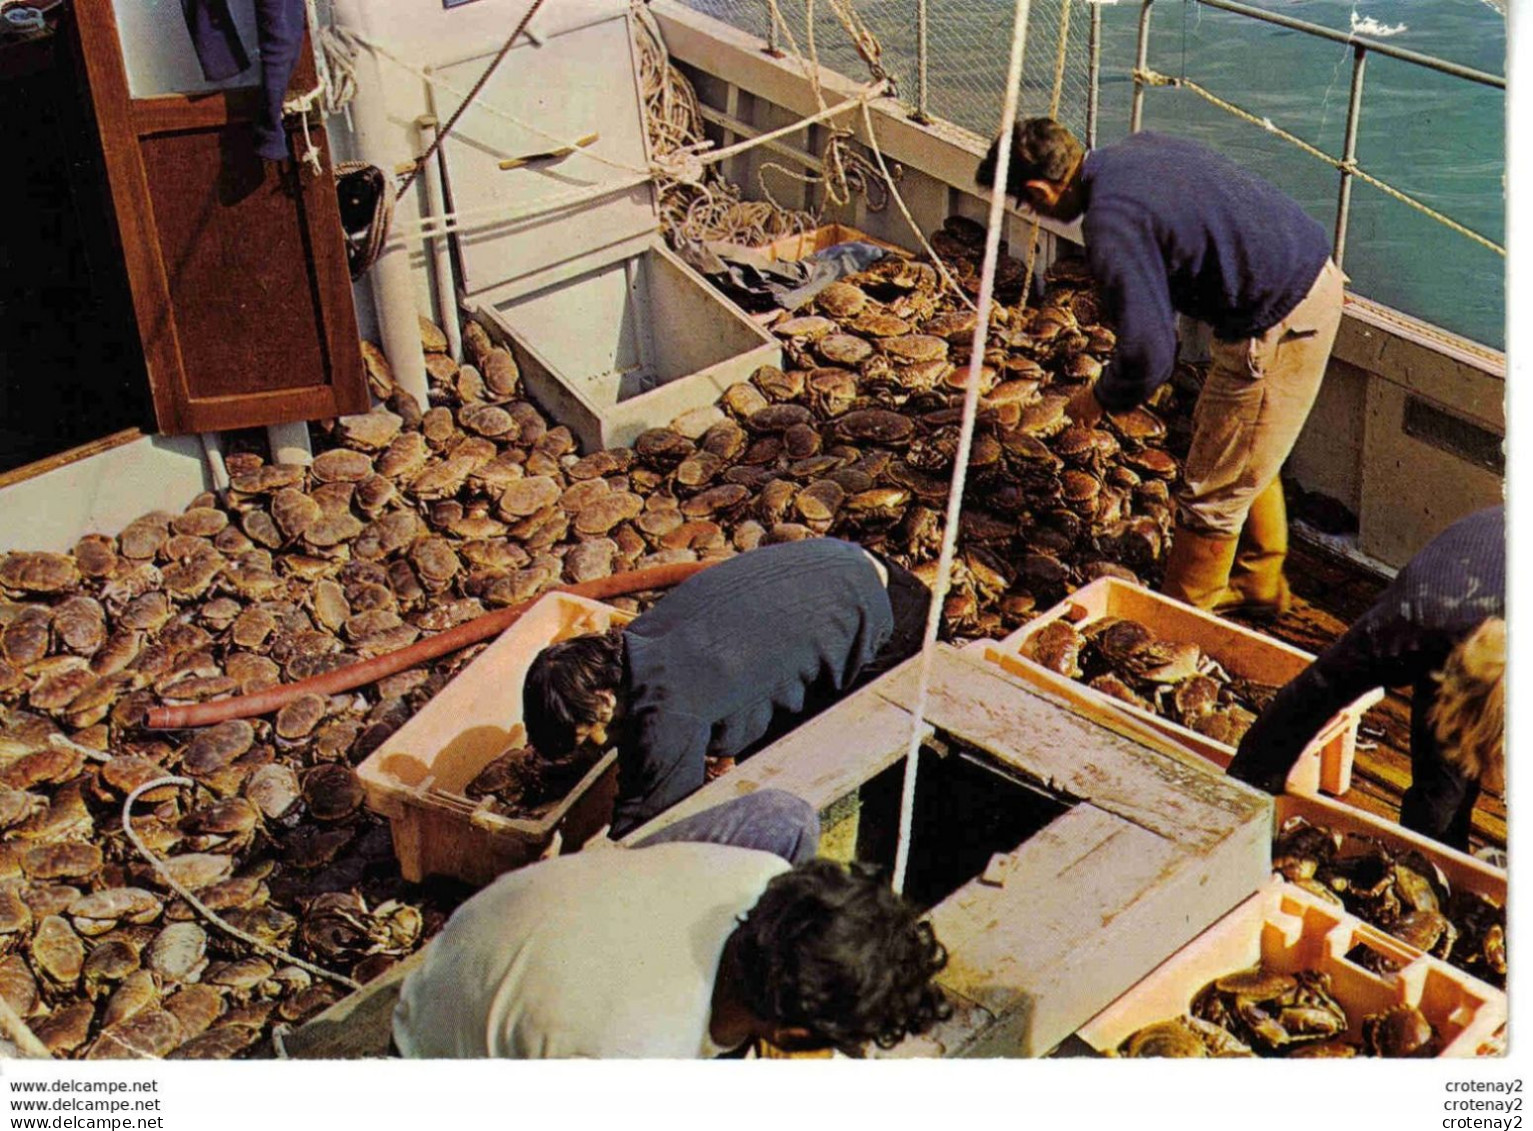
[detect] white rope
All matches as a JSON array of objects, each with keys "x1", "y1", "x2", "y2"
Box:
[
  {"x1": 120, "y1": 776, "x2": 362, "y2": 993},
  {"x1": 857, "y1": 101, "x2": 976, "y2": 312},
  {"x1": 891, "y1": 0, "x2": 1034, "y2": 897}
]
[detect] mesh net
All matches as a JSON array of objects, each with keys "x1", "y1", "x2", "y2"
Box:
[{"x1": 676, "y1": 0, "x2": 1095, "y2": 141}]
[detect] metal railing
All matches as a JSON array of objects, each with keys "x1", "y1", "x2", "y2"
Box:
[
  {"x1": 681, "y1": 1, "x2": 1097, "y2": 145},
  {"x1": 1130, "y1": 0, "x2": 1505, "y2": 270}
]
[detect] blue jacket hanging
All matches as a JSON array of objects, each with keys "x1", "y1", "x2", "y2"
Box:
[{"x1": 181, "y1": 0, "x2": 308, "y2": 162}]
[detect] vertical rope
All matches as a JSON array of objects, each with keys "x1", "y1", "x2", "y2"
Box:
[
  {"x1": 1020, "y1": 0, "x2": 1074, "y2": 307},
  {"x1": 891, "y1": 0, "x2": 1034, "y2": 896}
]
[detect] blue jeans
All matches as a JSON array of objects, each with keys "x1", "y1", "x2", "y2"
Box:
[{"x1": 632, "y1": 790, "x2": 820, "y2": 865}]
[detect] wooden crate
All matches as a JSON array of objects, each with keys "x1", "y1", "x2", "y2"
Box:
[
  {"x1": 1075, "y1": 880, "x2": 1506, "y2": 1057},
  {"x1": 356, "y1": 592, "x2": 633, "y2": 885},
  {"x1": 708, "y1": 223, "x2": 909, "y2": 267},
  {"x1": 984, "y1": 578, "x2": 1384, "y2": 796}
]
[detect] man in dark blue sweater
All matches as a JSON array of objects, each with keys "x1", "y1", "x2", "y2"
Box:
[
  {"x1": 523, "y1": 538, "x2": 932, "y2": 839},
  {"x1": 979, "y1": 119, "x2": 1345, "y2": 615}
]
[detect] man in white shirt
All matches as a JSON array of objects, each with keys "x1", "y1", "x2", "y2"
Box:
[{"x1": 391, "y1": 791, "x2": 948, "y2": 1058}]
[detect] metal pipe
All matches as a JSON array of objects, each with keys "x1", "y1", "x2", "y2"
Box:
[
  {"x1": 333, "y1": 0, "x2": 430, "y2": 414},
  {"x1": 416, "y1": 116, "x2": 464, "y2": 362},
  {"x1": 1190, "y1": 0, "x2": 1503, "y2": 88},
  {"x1": 915, "y1": 0, "x2": 930, "y2": 123},
  {"x1": 1333, "y1": 45, "x2": 1368, "y2": 269},
  {"x1": 1131, "y1": 0, "x2": 1154, "y2": 133},
  {"x1": 1087, "y1": 0, "x2": 1102, "y2": 146}
]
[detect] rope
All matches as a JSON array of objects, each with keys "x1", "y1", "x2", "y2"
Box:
[
  {"x1": 1020, "y1": 0, "x2": 1074, "y2": 305},
  {"x1": 359, "y1": 32, "x2": 647, "y2": 179},
  {"x1": 892, "y1": 0, "x2": 1034, "y2": 896},
  {"x1": 1137, "y1": 68, "x2": 1506, "y2": 258},
  {"x1": 857, "y1": 101, "x2": 976, "y2": 311},
  {"x1": 121, "y1": 776, "x2": 362, "y2": 994},
  {"x1": 283, "y1": 85, "x2": 326, "y2": 176},
  {"x1": 335, "y1": 160, "x2": 394, "y2": 279},
  {"x1": 395, "y1": 0, "x2": 551, "y2": 202}
]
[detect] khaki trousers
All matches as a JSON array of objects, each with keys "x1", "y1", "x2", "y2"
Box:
[{"x1": 1177, "y1": 259, "x2": 1346, "y2": 536}]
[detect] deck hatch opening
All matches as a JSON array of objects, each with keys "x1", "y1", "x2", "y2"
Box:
[{"x1": 852, "y1": 738, "x2": 1072, "y2": 912}]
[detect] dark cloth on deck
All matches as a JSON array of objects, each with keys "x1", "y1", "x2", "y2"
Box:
[
  {"x1": 1226, "y1": 506, "x2": 1504, "y2": 849},
  {"x1": 610, "y1": 539, "x2": 896, "y2": 839},
  {"x1": 182, "y1": 0, "x2": 307, "y2": 161},
  {"x1": 1078, "y1": 131, "x2": 1332, "y2": 412}
]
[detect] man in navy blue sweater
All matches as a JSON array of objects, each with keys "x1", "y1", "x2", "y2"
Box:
[
  {"x1": 523, "y1": 538, "x2": 932, "y2": 839},
  {"x1": 979, "y1": 119, "x2": 1345, "y2": 615}
]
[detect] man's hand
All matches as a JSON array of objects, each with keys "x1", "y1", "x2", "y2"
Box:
[{"x1": 1066, "y1": 384, "x2": 1106, "y2": 430}]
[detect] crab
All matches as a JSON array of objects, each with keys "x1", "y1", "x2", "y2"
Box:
[
  {"x1": 1017, "y1": 395, "x2": 1071, "y2": 439},
  {"x1": 835, "y1": 408, "x2": 916, "y2": 447},
  {"x1": 1362, "y1": 1004, "x2": 1437, "y2": 1057}
]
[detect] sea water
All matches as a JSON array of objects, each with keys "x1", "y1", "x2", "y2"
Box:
[{"x1": 1092, "y1": 0, "x2": 1506, "y2": 350}]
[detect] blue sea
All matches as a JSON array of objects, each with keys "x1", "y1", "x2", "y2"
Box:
[{"x1": 1091, "y1": 0, "x2": 1507, "y2": 350}]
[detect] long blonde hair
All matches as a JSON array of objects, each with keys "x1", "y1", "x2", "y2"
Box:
[{"x1": 1429, "y1": 617, "x2": 1506, "y2": 793}]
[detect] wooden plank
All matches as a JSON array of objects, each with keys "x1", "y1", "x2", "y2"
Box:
[
  {"x1": 874, "y1": 647, "x2": 1268, "y2": 848},
  {"x1": 622, "y1": 680, "x2": 928, "y2": 842},
  {"x1": 69, "y1": 0, "x2": 191, "y2": 434},
  {"x1": 130, "y1": 89, "x2": 262, "y2": 135},
  {"x1": 0, "y1": 428, "x2": 142, "y2": 491},
  {"x1": 924, "y1": 800, "x2": 1268, "y2": 1056}
]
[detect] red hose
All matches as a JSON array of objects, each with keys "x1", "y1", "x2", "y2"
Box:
[{"x1": 143, "y1": 560, "x2": 716, "y2": 730}]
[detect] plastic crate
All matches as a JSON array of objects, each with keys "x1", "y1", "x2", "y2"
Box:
[
  {"x1": 1075, "y1": 880, "x2": 1506, "y2": 1057},
  {"x1": 984, "y1": 578, "x2": 1384, "y2": 796},
  {"x1": 356, "y1": 592, "x2": 633, "y2": 885}
]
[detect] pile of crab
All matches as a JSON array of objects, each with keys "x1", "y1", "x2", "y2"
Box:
[
  {"x1": 0, "y1": 226, "x2": 1182, "y2": 1058},
  {"x1": 1114, "y1": 963, "x2": 1441, "y2": 1058},
  {"x1": 1023, "y1": 614, "x2": 1277, "y2": 745},
  {"x1": 652, "y1": 214, "x2": 1188, "y2": 635},
  {"x1": 1273, "y1": 817, "x2": 1507, "y2": 990}
]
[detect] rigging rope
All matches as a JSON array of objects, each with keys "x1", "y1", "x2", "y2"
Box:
[
  {"x1": 1137, "y1": 68, "x2": 1505, "y2": 257},
  {"x1": 891, "y1": 0, "x2": 1035, "y2": 897},
  {"x1": 395, "y1": 0, "x2": 550, "y2": 202},
  {"x1": 1020, "y1": 0, "x2": 1075, "y2": 305}
]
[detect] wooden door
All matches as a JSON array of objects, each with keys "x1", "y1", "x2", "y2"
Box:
[{"x1": 68, "y1": 0, "x2": 368, "y2": 435}]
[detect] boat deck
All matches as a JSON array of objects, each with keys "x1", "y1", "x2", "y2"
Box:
[{"x1": 1229, "y1": 538, "x2": 1506, "y2": 854}]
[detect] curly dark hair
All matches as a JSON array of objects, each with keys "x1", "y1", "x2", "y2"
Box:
[
  {"x1": 976, "y1": 116, "x2": 1085, "y2": 199},
  {"x1": 521, "y1": 627, "x2": 625, "y2": 756},
  {"x1": 733, "y1": 859, "x2": 950, "y2": 1055}
]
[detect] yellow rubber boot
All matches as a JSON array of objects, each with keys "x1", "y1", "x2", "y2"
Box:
[
  {"x1": 1160, "y1": 524, "x2": 1240, "y2": 611},
  {"x1": 1215, "y1": 479, "x2": 1292, "y2": 619}
]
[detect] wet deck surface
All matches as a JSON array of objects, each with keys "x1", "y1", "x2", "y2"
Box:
[{"x1": 1227, "y1": 540, "x2": 1506, "y2": 854}]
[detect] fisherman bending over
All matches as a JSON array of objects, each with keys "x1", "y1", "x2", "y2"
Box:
[
  {"x1": 1226, "y1": 506, "x2": 1504, "y2": 852},
  {"x1": 523, "y1": 538, "x2": 931, "y2": 839},
  {"x1": 980, "y1": 118, "x2": 1344, "y2": 617},
  {"x1": 391, "y1": 790, "x2": 949, "y2": 1058}
]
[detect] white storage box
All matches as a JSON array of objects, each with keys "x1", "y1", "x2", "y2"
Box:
[{"x1": 378, "y1": 0, "x2": 781, "y2": 451}]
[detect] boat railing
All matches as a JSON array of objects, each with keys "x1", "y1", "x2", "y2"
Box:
[{"x1": 1131, "y1": 0, "x2": 1504, "y2": 271}]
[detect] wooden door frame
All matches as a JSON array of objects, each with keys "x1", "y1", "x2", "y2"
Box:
[{"x1": 68, "y1": 0, "x2": 367, "y2": 434}]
